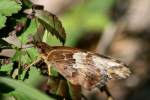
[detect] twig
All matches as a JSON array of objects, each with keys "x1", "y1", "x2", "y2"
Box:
[
  {"x1": 96, "y1": 24, "x2": 117, "y2": 54},
  {"x1": 100, "y1": 86, "x2": 115, "y2": 100},
  {"x1": 81, "y1": 94, "x2": 88, "y2": 100},
  {"x1": 95, "y1": 21, "x2": 126, "y2": 54}
]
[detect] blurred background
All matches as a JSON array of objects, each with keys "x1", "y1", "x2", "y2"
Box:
[{"x1": 29, "y1": 0, "x2": 150, "y2": 100}]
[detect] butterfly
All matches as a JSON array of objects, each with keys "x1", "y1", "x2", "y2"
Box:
[{"x1": 33, "y1": 41, "x2": 131, "y2": 90}]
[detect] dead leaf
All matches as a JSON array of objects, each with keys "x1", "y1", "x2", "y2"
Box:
[{"x1": 0, "y1": 49, "x2": 16, "y2": 57}]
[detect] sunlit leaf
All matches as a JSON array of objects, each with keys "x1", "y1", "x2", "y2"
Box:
[
  {"x1": 0, "y1": 0, "x2": 21, "y2": 16},
  {"x1": 35, "y1": 10, "x2": 66, "y2": 44},
  {"x1": 19, "y1": 19, "x2": 38, "y2": 44},
  {"x1": 0, "y1": 63, "x2": 13, "y2": 74},
  {"x1": 0, "y1": 14, "x2": 6, "y2": 29}
]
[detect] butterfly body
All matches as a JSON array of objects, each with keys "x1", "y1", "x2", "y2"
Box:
[{"x1": 35, "y1": 42, "x2": 131, "y2": 90}]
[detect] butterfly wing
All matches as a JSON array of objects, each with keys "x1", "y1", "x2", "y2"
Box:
[
  {"x1": 45, "y1": 49, "x2": 103, "y2": 89},
  {"x1": 43, "y1": 47, "x2": 130, "y2": 90}
]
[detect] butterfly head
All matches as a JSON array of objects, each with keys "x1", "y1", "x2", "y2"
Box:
[{"x1": 34, "y1": 42, "x2": 50, "y2": 54}]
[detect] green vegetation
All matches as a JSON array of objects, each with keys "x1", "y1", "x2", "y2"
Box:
[{"x1": 0, "y1": 0, "x2": 115, "y2": 99}]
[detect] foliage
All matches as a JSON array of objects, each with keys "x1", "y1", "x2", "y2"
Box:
[
  {"x1": 0, "y1": 0, "x2": 114, "y2": 99},
  {"x1": 0, "y1": 0, "x2": 21, "y2": 29},
  {"x1": 0, "y1": 76, "x2": 54, "y2": 100},
  {"x1": 0, "y1": 0, "x2": 67, "y2": 99}
]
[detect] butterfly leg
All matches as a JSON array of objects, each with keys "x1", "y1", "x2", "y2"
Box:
[
  {"x1": 100, "y1": 86, "x2": 114, "y2": 100},
  {"x1": 25, "y1": 58, "x2": 42, "y2": 70},
  {"x1": 48, "y1": 64, "x2": 52, "y2": 76}
]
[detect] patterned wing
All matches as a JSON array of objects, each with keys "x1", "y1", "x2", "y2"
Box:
[
  {"x1": 44, "y1": 47, "x2": 130, "y2": 90},
  {"x1": 45, "y1": 49, "x2": 102, "y2": 90}
]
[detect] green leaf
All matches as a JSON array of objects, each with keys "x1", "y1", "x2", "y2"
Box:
[
  {"x1": 0, "y1": 14, "x2": 6, "y2": 29},
  {"x1": 21, "y1": 0, "x2": 32, "y2": 8},
  {"x1": 50, "y1": 67, "x2": 59, "y2": 77},
  {"x1": 19, "y1": 19, "x2": 38, "y2": 44},
  {"x1": 24, "y1": 67, "x2": 44, "y2": 86},
  {"x1": 35, "y1": 10, "x2": 66, "y2": 44},
  {"x1": 0, "y1": 63, "x2": 13, "y2": 74},
  {"x1": 11, "y1": 91, "x2": 32, "y2": 100},
  {"x1": 11, "y1": 50, "x2": 22, "y2": 62},
  {"x1": 0, "y1": 0, "x2": 21, "y2": 16},
  {"x1": 0, "y1": 77, "x2": 55, "y2": 100}
]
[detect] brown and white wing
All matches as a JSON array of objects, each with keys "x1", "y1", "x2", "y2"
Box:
[
  {"x1": 91, "y1": 54, "x2": 131, "y2": 79},
  {"x1": 45, "y1": 48, "x2": 131, "y2": 90}
]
